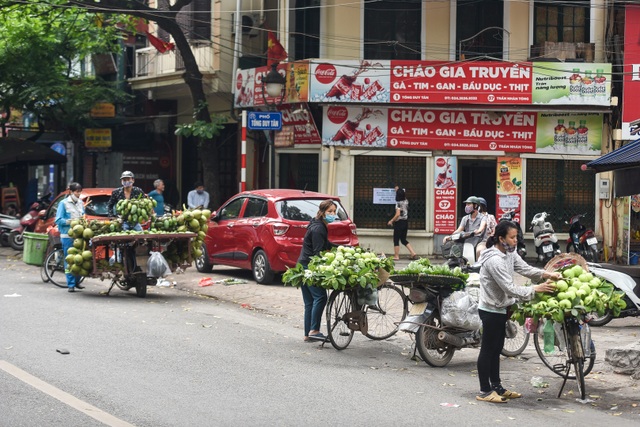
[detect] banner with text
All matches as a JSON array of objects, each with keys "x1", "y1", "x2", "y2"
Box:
[
  {"x1": 434, "y1": 156, "x2": 458, "y2": 234},
  {"x1": 495, "y1": 157, "x2": 523, "y2": 221}
]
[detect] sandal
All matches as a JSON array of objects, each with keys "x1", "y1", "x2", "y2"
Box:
[
  {"x1": 499, "y1": 390, "x2": 522, "y2": 399},
  {"x1": 410, "y1": 254, "x2": 420, "y2": 260},
  {"x1": 476, "y1": 391, "x2": 507, "y2": 403}
]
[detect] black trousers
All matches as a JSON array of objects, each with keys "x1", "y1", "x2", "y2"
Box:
[
  {"x1": 393, "y1": 219, "x2": 409, "y2": 246},
  {"x1": 477, "y1": 309, "x2": 507, "y2": 392}
]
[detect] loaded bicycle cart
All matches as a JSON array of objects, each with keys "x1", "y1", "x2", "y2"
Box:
[{"x1": 89, "y1": 232, "x2": 197, "y2": 298}]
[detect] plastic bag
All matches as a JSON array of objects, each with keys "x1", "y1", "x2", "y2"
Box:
[
  {"x1": 357, "y1": 285, "x2": 378, "y2": 307},
  {"x1": 147, "y1": 251, "x2": 171, "y2": 278},
  {"x1": 441, "y1": 290, "x2": 481, "y2": 331}
]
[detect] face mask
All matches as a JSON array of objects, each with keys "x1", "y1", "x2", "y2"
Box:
[
  {"x1": 501, "y1": 240, "x2": 517, "y2": 253},
  {"x1": 122, "y1": 181, "x2": 133, "y2": 188},
  {"x1": 70, "y1": 194, "x2": 79, "y2": 203},
  {"x1": 464, "y1": 205, "x2": 473, "y2": 214},
  {"x1": 197, "y1": 190, "x2": 204, "y2": 194},
  {"x1": 325, "y1": 214, "x2": 337, "y2": 223}
]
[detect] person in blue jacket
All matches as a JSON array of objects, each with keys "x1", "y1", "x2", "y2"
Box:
[
  {"x1": 55, "y1": 182, "x2": 85, "y2": 292},
  {"x1": 297, "y1": 199, "x2": 339, "y2": 342}
]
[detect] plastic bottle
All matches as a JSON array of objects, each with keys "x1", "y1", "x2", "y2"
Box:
[
  {"x1": 577, "y1": 120, "x2": 589, "y2": 150},
  {"x1": 554, "y1": 119, "x2": 567, "y2": 150},
  {"x1": 569, "y1": 68, "x2": 582, "y2": 101},
  {"x1": 543, "y1": 320, "x2": 555, "y2": 353},
  {"x1": 580, "y1": 323, "x2": 592, "y2": 358},
  {"x1": 594, "y1": 68, "x2": 607, "y2": 100},
  {"x1": 581, "y1": 70, "x2": 595, "y2": 99},
  {"x1": 565, "y1": 121, "x2": 577, "y2": 151}
]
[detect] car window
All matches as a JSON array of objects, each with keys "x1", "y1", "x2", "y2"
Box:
[
  {"x1": 85, "y1": 196, "x2": 111, "y2": 217},
  {"x1": 277, "y1": 199, "x2": 348, "y2": 221},
  {"x1": 218, "y1": 198, "x2": 245, "y2": 220},
  {"x1": 243, "y1": 198, "x2": 268, "y2": 218}
]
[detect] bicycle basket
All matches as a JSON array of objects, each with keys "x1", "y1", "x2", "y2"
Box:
[
  {"x1": 389, "y1": 274, "x2": 420, "y2": 284},
  {"x1": 417, "y1": 274, "x2": 466, "y2": 289},
  {"x1": 544, "y1": 253, "x2": 589, "y2": 273}
]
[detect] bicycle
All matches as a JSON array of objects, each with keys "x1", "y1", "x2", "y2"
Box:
[
  {"x1": 41, "y1": 246, "x2": 85, "y2": 288},
  {"x1": 532, "y1": 315, "x2": 595, "y2": 400},
  {"x1": 325, "y1": 283, "x2": 408, "y2": 350}
]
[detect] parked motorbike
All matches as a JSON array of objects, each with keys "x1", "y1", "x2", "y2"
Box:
[
  {"x1": 498, "y1": 209, "x2": 527, "y2": 260},
  {"x1": 398, "y1": 269, "x2": 529, "y2": 367},
  {"x1": 585, "y1": 262, "x2": 640, "y2": 326},
  {"x1": 531, "y1": 212, "x2": 561, "y2": 263},
  {"x1": 0, "y1": 213, "x2": 21, "y2": 247},
  {"x1": 8, "y1": 193, "x2": 51, "y2": 251},
  {"x1": 566, "y1": 213, "x2": 599, "y2": 262}
]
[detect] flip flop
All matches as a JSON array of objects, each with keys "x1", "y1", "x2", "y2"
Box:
[
  {"x1": 499, "y1": 390, "x2": 522, "y2": 399},
  {"x1": 476, "y1": 391, "x2": 507, "y2": 403}
]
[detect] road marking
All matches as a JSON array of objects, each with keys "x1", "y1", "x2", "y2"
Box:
[{"x1": 0, "y1": 360, "x2": 135, "y2": 427}]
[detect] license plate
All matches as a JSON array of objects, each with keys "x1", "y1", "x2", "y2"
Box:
[
  {"x1": 587, "y1": 237, "x2": 597, "y2": 245},
  {"x1": 409, "y1": 302, "x2": 428, "y2": 316},
  {"x1": 542, "y1": 244, "x2": 553, "y2": 253}
]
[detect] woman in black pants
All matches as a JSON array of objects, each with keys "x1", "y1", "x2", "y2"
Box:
[
  {"x1": 475, "y1": 221, "x2": 559, "y2": 403},
  {"x1": 387, "y1": 186, "x2": 418, "y2": 260}
]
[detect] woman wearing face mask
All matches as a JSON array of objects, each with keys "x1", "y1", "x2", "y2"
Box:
[
  {"x1": 107, "y1": 171, "x2": 146, "y2": 231},
  {"x1": 297, "y1": 199, "x2": 339, "y2": 342},
  {"x1": 55, "y1": 182, "x2": 86, "y2": 292},
  {"x1": 474, "y1": 221, "x2": 560, "y2": 403}
]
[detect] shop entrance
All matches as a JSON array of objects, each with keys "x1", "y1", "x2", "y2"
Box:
[
  {"x1": 279, "y1": 153, "x2": 319, "y2": 191},
  {"x1": 458, "y1": 158, "x2": 496, "y2": 220}
]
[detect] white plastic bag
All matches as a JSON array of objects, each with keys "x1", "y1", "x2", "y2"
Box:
[
  {"x1": 147, "y1": 251, "x2": 171, "y2": 278},
  {"x1": 441, "y1": 290, "x2": 481, "y2": 331}
]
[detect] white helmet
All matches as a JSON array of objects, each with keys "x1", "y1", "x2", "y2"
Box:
[{"x1": 120, "y1": 171, "x2": 134, "y2": 179}]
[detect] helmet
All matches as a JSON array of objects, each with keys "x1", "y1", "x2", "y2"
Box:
[
  {"x1": 476, "y1": 197, "x2": 487, "y2": 208},
  {"x1": 463, "y1": 196, "x2": 478, "y2": 204},
  {"x1": 120, "y1": 171, "x2": 134, "y2": 179}
]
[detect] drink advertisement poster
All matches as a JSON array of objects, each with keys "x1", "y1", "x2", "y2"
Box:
[
  {"x1": 286, "y1": 61, "x2": 310, "y2": 104},
  {"x1": 234, "y1": 68, "x2": 255, "y2": 108},
  {"x1": 322, "y1": 106, "x2": 388, "y2": 147},
  {"x1": 531, "y1": 63, "x2": 611, "y2": 106},
  {"x1": 278, "y1": 104, "x2": 321, "y2": 145},
  {"x1": 309, "y1": 60, "x2": 390, "y2": 103},
  {"x1": 622, "y1": 6, "x2": 640, "y2": 140},
  {"x1": 535, "y1": 113, "x2": 603, "y2": 155},
  {"x1": 433, "y1": 156, "x2": 457, "y2": 234},
  {"x1": 495, "y1": 157, "x2": 522, "y2": 221}
]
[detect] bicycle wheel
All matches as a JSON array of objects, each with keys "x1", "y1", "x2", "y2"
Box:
[
  {"x1": 44, "y1": 248, "x2": 67, "y2": 288},
  {"x1": 326, "y1": 290, "x2": 355, "y2": 350},
  {"x1": 501, "y1": 320, "x2": 530, "y2": 357},
  {"x1": 533, "y1": 319, "x2": 595, "y2": 379},
  {"x1": 416, "y1": 312, "x2": 455, "y2": 367},
  {"x1": 364, "y1": 284, "x2": 408, "y2": 340}
]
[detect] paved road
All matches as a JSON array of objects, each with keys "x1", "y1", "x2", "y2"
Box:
[{"x1": 3, "y1": 246, "x2": 640, "y2": 422}]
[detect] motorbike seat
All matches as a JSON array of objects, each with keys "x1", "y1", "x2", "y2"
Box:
[{"x1": 533, "y1": 228, "x2": 554, "y2": 238}]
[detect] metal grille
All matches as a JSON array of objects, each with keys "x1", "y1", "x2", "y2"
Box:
[
  {"x1": 353, "y1": 156, "x2": 426, "y2": 229},
  {"x1": 525, "y1": 159, "x2": 595, "y2": 232}
]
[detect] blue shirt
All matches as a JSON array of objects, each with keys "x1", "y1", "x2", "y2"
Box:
[
  {"x1": 187, "y1": 190, "x2": 209, "y2": 209},
  {"x1": 148, "y1": 190, "x2": 165, "y2": 216}
]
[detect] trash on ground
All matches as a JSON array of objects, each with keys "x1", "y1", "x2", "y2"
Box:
[
  {"x1": 440, "y1": 403, "x2": 460, "y2": 408},
  {"x1": 4, "y1": 293, "x2": 21, "y2": 297},
  {"x1": 530, "y1": 376, "x2": 549, "y2": 388},
  {"x1": 56, "y1": 349, "x2": 70, "y2": 354},
  {"x1": 198, "y1": 277, "x2": 214, "y2": 287},
  {"x1": 215, "y1": 278, "x2": 247, "y2": 285}
]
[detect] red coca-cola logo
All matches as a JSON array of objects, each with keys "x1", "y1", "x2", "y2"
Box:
[
  {"x1": 315, "y1": 64, "x2": 337, "y2": 84},
  {"x1": 327, "y1": 106, "x2": 348, "y2": 124},
  {"x1": 236, "y1": 73, "x2": 243, "y2": 90},
  {"x1": 436, "y1": 158, "x2": 446, "y2": 168}
]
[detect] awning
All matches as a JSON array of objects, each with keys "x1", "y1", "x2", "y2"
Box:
[
  {"x1": 585, "y1": 138, "x2": 640, "y2": 173},
  {"x1": 0, "y1": 137, "x2": 66, "y2": 166}
]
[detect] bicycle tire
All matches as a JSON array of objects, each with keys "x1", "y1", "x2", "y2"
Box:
[
  {"x1": 573, "y1": 357, "x2": 586, "y2": 399},
  {"x1": 364, "y1": 284, "x2": 408, "y2": 340},
  {"x1": 533, "y1": 319, "x2": 595, "y2": 379},
  {"x1": 326, "y1": 290, "x2": 355, "y2": 350},
  {"x1": 501, "y1": 320, "x2": 530, "y2": 357},
  {"x1": 44, "y1": 248, "x2": 67, "y2": 288}
]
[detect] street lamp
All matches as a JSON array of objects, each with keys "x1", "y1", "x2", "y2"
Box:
[{"x1": 262, "y1": 62, "x2": 286, "y2": 188}]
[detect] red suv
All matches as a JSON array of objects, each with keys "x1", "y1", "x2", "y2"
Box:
[{"x1": 196, "y1": 189, "x2": 359, "y2": 283}]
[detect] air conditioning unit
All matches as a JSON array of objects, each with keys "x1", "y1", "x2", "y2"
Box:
[{"x1": 231, "y1": 13, "x2": 261, "y2": 37}]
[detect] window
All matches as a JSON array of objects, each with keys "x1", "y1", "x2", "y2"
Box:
[
  {"x1": 457, "y1": 0, "x2": 504, "y2": 60},
  {"x1": 534, "y1": 0, "x2": 589, "y2": 44},
  {"x1": 525, "y1": 159, "x2": 595, "y2": 232},
  {"x1": 219, "y1": 198, "x2": 245, "y2": 220},
  {"x1": 353, "y1": 156, "x2": 426, "y2": 229},
  {"x1": 289, "y1": 0, "x2": 321, "y2": 60},
  {"x1": 244, "y1": 198, "x2": 268, "y2": 218},
  {"x1": 364, "y1": 1, "x2": 422, "y2": 60},
  {"x1": 277, "y1": 199, "x2": 349, "y2": 222},
  {"x1": 175, "y1": 0, "x2": 211, "y2": 41}
]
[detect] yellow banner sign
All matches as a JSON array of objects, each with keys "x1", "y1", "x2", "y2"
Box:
[
  {"x1": 90, "y1": 102, "x2": 115, "y2": 118},
  {"x1": 84, "y1": 128, "x2": 112, "y2": 148}
]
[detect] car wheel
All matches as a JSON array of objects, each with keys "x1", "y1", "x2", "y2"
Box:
[
  {"x1": 252, "y1": 249, "x2": 274, "y2": 284},
  {"x1": 196, "y1": 243, "x2": 213, "y2": 273}
]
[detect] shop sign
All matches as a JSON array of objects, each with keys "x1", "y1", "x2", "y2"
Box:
[
  {"x1": 278, "y1": 104, "x2": 321, "y2": 144},
  {"x1": 84, "y1": 128, "x2": 112, "y2": 148},
  {"x1": 495, "y1": 157, "x2": 522, "y2": 221},
  {"x1": 433, "y1": 156, "x2": 457, "y2": 234},
  {"x1": 622, "y1": 5, "x2": 640, "y2": 139},
  {"x1": 90, "y1": 102, "x2": 115, "y2": 118}
]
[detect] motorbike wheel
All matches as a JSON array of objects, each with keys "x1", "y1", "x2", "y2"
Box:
[
  {"x1": 586, "y1": 245, "x2": 599, "y2": 262},
  {"x1": 587, "y1": 310, "x2": 613, "y2": 327},
  {"x1": 9, "y1": 231, "x2": 23, "y2": 251},
  {"x1": 416, "y1": 312, "x2": 455, "y2": 367},
  {"x1": 501, "y1": 320, "x2": 530, "y2": 357},
  {"x1": 0, "y1": 232, "x2": 9, "y2": 247}
]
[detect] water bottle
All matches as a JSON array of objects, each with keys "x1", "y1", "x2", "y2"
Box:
[
  {"x1": 543, "y1": 320, "x2": 555, "y2": 353},
  {"x1": 580, "y1": 324, "x2": 592, "y2": 358}
]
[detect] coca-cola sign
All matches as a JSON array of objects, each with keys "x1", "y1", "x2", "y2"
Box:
[
  {"x1": 315, "y1": 63, "x2": 337, "y2": 84},
  {"x1": 236, "y1": 72, "x2": 243, "y2": 90},
  {"x1": 326, "y1": 106, "x2": 348, "y2": 124}
]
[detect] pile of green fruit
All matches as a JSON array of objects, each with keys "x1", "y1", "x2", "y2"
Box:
[
  {"x1": 151, "y1": 213, "x2": 179, "y2": 232},
  {"x1": 282, "y1": 246, "x2": 394, "y2": 290},
  {"x1": 159, "y1": 208, "x2": 210, "y2": 266},
  {"x1": 512, "y1": 264, "x2": 627, "y2": 324},
  {"x1": 116, "y1": 197, "x2": 156, "y2": 225},
  {"x1": 66, "y1": 218, "x2": 122, "y2": 276}
]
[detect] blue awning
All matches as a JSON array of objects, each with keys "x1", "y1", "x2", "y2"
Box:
[{"x1": 586, "y1": 138, "x2": 640, "y2": 173}]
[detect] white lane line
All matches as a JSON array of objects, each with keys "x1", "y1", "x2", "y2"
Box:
[{"x1": 0, "y1": 360, "x2": 135, "y2": 427}]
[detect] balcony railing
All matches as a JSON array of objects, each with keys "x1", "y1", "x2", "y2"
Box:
[
  {"x1": 530, "y1": 42, "x2": 595, "y2": 62},
  {"x1": 134, "y1": 42, "x2": 216, "y2": 78}
]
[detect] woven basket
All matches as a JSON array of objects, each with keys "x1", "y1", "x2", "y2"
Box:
[
  {"x1": 388, "y1": 274, "x2": 420, "y2": 284},
  {"x1": 543, "y1": 253, "x2": 589, "y2": 273}
]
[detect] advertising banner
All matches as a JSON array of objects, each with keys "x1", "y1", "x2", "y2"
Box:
[
  {"x1": 495, "y1": 158, "x2": 522, "y2": 221},
  {"x1": 531, "y1": 63, "x2": 611, "y2": 107},
  {"x1": 535, "y1": 113, "x2": 603, "y2": 154},
  {"x1": 433, "y1": 156, "x2": 457, "y2": 234},
  {"x1": 84, "y1": 128, "x2": 112, "y2": 148},
  {"x1": 622, "y1": 5, "x2": 640, "y2": 139},
  {"x1": 286, "y1": 61, "x2": 310, "y2": 104},
  {"x1": 309, "y1": 60, "x2": 390, "y2": 103},
  {"x1": 277, "y1": 104, "x2": 321, "y2": 145}
]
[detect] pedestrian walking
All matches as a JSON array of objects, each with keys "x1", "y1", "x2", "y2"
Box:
[
  {"x1": 387, "y1": 185, "x2": 418, "y2": 260},
  {"x1": 54, "y1": 182, "x2": 85, "y2": 292}
]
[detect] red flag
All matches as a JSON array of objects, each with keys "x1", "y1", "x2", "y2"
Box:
[
  {"x1": 145, "y1": 31, "x2": 175, "y2": 53},
  {"x1": 267, "y1": 31, "x2": 287, "y2": 66}
]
